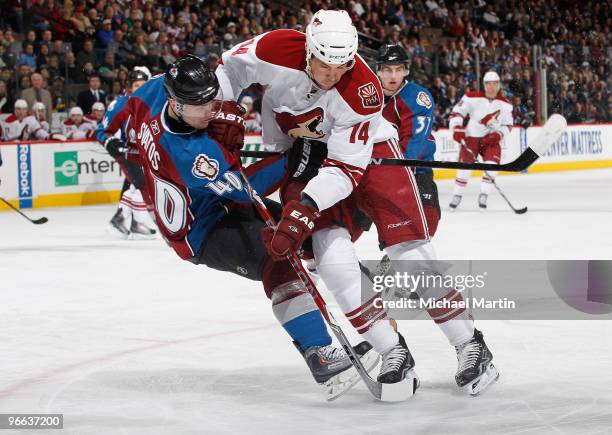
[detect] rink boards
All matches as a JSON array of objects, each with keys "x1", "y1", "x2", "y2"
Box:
[{"x1": 0, "y1": 124, "x2": 610, "y2": 210}]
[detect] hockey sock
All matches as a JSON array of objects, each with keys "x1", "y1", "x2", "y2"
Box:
[
  {"x1": 314, "y1": 227, "x2": 398, "y2": 354},
  {"x1": 453, "y1": 169, "x2": 471, "y2": 196},
  {"x1": 481, "y1": 164, "x2": 497, "y2": 195},
  {"x1": 385, "y1": 241, "x2": 474, "y2": 347}
]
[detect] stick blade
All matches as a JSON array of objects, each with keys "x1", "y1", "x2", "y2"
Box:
[
  {"x1": 514, "y1": 207, "x2": 528, "y2": 215},
  {"x1": 530, "y1": 114, "x2": 567, "y2": 156},
  {"x1": 33, "y1": 217, "x2": 48, "y2": 224}
]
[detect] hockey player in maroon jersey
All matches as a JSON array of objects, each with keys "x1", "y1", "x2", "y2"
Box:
[
  {"x1": 375, "y1": 44, "x2": 499, "y2": 395},
  {"x1": 449, "y1": 71, "x2": 514, "y2": 209},
  {"x1": 125, "y1": 55, "x2": 377, "y2": 400}
]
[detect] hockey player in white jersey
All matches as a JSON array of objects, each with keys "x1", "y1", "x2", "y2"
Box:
[
  {"x1": 61, "y1": 106, "x2": 97, "y2": 139},
  {"x1": 449, "y1": 71, "x2": 513, "y2": 209},
  {"x1": 0, "y1": 99, "x2": 64, "y2": 141},
  {"x1": 217, "y1": 10, "x2": 423, "y2": 390},
  {"x1": 32, "y1": 101, "x2": 51, "y2": 136},
  {"x1": 217, "y1": 10, "x2": 499, "y2": 396},
  {"x1": 85, "y1": 102, "x2": 105, "y2": 127}
]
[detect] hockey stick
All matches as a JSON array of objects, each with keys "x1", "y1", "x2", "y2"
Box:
[
  {"x1": 0, "y1": 197, "x2": 48, "y2": 224},
  {"x1": 458, "y1": 140, "x2": 528, "y2": 214},
  {"x1": 241, "y1": 114, "x2": 567, "y2": 172},
  {"x1": 237, "y1": 168, "x2": 418, "y2": 402}
]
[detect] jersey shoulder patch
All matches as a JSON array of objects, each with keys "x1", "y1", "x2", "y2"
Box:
[
  {"x1": 335, "y1": 56, "x2": 383, "y2": 116},
  {"x1": 255, "y1": 30, "x2": 307, "y2": 71}
]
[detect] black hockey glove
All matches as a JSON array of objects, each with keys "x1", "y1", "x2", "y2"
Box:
[
  {"x1": 104, "y1": 138, "x2": 125, "y2": 158},
  {"x1": 287, "y1": 138, "x2": 328, "y2": 183}
]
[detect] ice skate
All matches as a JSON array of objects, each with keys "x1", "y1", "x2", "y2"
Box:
[
  {"x1": 298, "y1": 341, "x2": 379, "y2": 401},
  {"x1": 455, "y1": 329, "x2": 499, "y2": 395},
  {"x1": 109, "y1": 209, "x2": 130, "y2": 237},
  {"x1": 478, "y1": 193, "x2": 488, "y2": 209},
  {"x1": 377, "y1": 332, "x2": 418, "y2": 384},
  {"x1": 449, "y1": 194, "x2": 462, "y2": 210},
  {"x1": 129, "y1": 220, "x2": 157, "y2": 239}
]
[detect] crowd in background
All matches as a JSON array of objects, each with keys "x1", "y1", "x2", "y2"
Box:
[{"x1": 0, "y1": 0, "x2": 609, "y2": 137}]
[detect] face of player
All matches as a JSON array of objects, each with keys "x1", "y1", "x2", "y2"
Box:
[
  {"x1": 130, "y1": 80, "x2": 147, "y2": 93},
  {"x1": 35, "y1": 109, "x2": 46, "y2": 121},
  {"x1": 71, "y1": 114, "x2": 83, "y2": 125},
  {"x1": 93, "y1": 110, "x2": 104, "y2": 121},
  {"x1": 309, "y1": 57, "x2": 351, "y2": 90},
  {"x1": 484, "y1": 81, "x2": 500, "y2": 98},
  {"x1": 14, "y1": 107, "x2": 27, "y2": 120},
  {"x1": 169, "y1": 99, "x2": 220, "y2": 130},
  {"x1": 377, "y1": 64, "x2": 407, "y2": 94}
]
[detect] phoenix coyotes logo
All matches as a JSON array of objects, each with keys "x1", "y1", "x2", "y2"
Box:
[
  {"x1": 357, "y1": 82, "x2": 381, "y2": 108},
  {"x1": 313, "y1": 17, "x2": 323, "y2": 26},
  {"x1": 192, "y1": 154, "x2": 219, "y2": 180},
  {"x1": 275, "y1": 107, "x2": 325, "y2": 139},
  {"x1": 480, "y1": 110, "x2": 501, "y2": 127}
]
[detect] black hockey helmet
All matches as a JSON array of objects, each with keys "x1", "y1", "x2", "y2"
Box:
[
  {"x1": 163, "y1": 54, "x2": 219, "y2": 106},
  {"x1": 127, "y1": 69, "x2": 150, "y2": 86},
  {"x1": 376, "y1": 44, "x2": 410, "y2": 67}
]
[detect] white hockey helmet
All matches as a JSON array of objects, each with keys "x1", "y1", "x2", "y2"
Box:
[
  {"x1": 33, "y1": 101, "x2": 46, "y2": 112},
  {"x1": 483, "y1": 71, "x2": 500, "y2": 83},
  {"x1": 70, "y1": 106, "x2": 84, "y2": 117},
  {"x1": 14, "y1": 99, "x2": 28, "y2": 109},
  {"x1": 92, "y1": 102, "x2": 105, "y2": 112},
  {"x1": 133, "y1": 65, "x2": 152, "y2": 80},
  {"x1": 305, "y1": 10, "x2": 358, "y2": 66}
]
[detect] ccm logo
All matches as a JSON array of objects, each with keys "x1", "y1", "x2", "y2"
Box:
[{"x1": 289, "y1": 210, "x2": 315, "y2": 230}]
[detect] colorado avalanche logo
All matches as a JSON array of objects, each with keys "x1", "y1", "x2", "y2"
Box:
[
  {"x1": 416, "y1": 91, "x2": 432, "y2": 109},
  {"x1": 192, "y1": 154, "x2": 219, "y2": 180},
  {"x1": 357, "y1": 82, "x2": 381, "y2": 108},
  {"x1": 480, "y1": 110, "x2": 501, "y2": 127},
  {"x1": 275, "y1": 107, "x2": 325, "y2": 139}
]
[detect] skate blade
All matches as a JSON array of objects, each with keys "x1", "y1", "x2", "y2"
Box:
[
  {"x1": 379, "y1": 368, "x2": 420, "y2": 402},
  {"x1": 128, "y1": 230, "x2": 158, "y2": 240},
  {"x1": 324, "y1": 348, "x2": 380, "y2": 401},
  {"x1": 461, "y1": 362, "x2": 499, "y2": 396},
  {"x1": 106, "y1": 224, "x2": 130, "y2": 239}
]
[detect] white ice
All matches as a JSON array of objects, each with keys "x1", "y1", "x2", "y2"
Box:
[{"x1": 1, "y1": 169, "x2": 612, "y2": 435}]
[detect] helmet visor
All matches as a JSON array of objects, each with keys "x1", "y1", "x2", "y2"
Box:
[{"x1": 175, "y1": 98, "x2": 223, "y2": 129}]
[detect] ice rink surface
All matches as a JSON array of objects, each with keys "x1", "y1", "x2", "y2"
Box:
[{"x1": 1, "y1": 169, "x2": 612, "y2": 435}]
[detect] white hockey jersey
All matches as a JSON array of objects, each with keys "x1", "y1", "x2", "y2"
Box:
[
  {"x1": 61, "y1": 118, "x2": 96, "y2": 139},
  {"x1": 449, "y1": 91, "x2": 513, "y2": 140},
  {"x1": 216, "y1": 29, "x2": 396, "y2": 211},
  {"x1": 0, "y1": 114, "x2": 49, "y2": 141}
]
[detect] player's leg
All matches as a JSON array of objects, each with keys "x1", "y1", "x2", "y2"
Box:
[
  {"x1": 109, "y1": 178, "x2": 131, "y2": 236},
  {"x1": 193, "y1": 203, "x2": 377, "y2": 397},
  {"x1": 450, "y1": 137, "x2": 479, "y2": 210},
  {"x1": 414, "y1": 171, "x2": 441, "y2": 237},
  {"x1": 477, "y1": 142, "x2": 502, "y2": 209}
]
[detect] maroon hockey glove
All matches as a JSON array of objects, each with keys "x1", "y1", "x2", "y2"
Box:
[
  {"x1": 207, "y1": 101, "x2": 246, "y2": 154},
  {"x1": 452, "y1": 129, "x2": 466, "y2": 144},
  {"x1": 481, "y1": 131, "x2": 502, "y2": 146},
  {"x1": 261, "y1": 200, "x2": 319, "y2": 261}
]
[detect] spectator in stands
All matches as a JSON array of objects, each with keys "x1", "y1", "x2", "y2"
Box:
[
  {"x1": 50, "y1": 75, "x2": 65, "y2": 111},
  {"x1": 0, "y1": 79, "x2": 14, "y2": 114},
  {"x1": 77, "y1": 74, "x2": 106, "y2": 114},
  {"x1": 20, "y1": 72, "x2": 53, "y2": 121},
  {"x1": 76, "y1": 39, "x2": 97, "y2": 71},
  {"x1": 19, "y1": 42, "x2": 37, "y2": 71},
  {"x1": 97, "y1": 19, "x2": 115, "y2": 50}
]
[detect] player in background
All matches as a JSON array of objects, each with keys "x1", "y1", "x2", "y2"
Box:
[
  {"x1": 32, "y1": 101, "x2": 51, "y2": 136},
  {"x1": 96, "y1": 66, "x2": 157, "y2": 238},
  {"x1": 376, "y1": 44, "x2": 440, "y2": 235},
  {"x1": 0, "y1": 99, "x2": 64, "y2": 141},
  {"x1": 448, "y1": 71, "x2": 513, "y2": 210},
  {"x1": 374, "y1": 44, "x2": 499, "y2": 394},
  {"x1": 85, "y1": 102, "x2": 106, "y2": 127},
  {"x1": 126, "y1": 55, "x2": 377, "y2": 398},
  {"x1": 61, "y1": 106, "x2": 97, "y2": 139}
]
